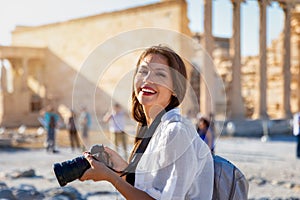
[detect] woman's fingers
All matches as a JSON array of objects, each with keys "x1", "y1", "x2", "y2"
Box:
[
  {"x1": 79, "y1": 168, "x2": 91, "y2": 181},
  {"x1": 103, "y1": 146, "x2": 128, "y2": 171},
  {"x1": 104, "y1": 146, "x2": 117, "y2": 156},
  {"x1": 79, "y1": 152, "x2": 113, "y2": 182}
]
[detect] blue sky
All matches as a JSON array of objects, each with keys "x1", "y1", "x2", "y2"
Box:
[
  {"x1": 188, "y1": 0, "x2": 284, "y2": 56},
  {"x1": 0, "y1": 0, "x2": 284, "y2": 56}
]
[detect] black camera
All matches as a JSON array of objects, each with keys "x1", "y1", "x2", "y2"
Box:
[{"x1": 53, "y1": 144, "x2": 112, "y2": 187}]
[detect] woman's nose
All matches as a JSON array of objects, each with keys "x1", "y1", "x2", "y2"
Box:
[{"x1": 143, "y1": 71, "x2": 155, "y2": 83}]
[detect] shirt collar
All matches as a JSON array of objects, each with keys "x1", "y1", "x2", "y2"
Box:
[{"x1": 161, "y1": 107, "x2": 181, "y2": 123}]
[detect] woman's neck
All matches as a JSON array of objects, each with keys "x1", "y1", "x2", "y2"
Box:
[{"x1": 143, "y1": 105, "x2": 166, "y2": 126}]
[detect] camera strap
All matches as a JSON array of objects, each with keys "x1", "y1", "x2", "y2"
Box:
[{"x1": 120, "y1": 105, "x2": 173, "y2": 184}]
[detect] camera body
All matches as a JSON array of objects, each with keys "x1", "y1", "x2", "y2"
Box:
[{"x1": 53, "y1": 144, "x2": 111, "y2": 187}]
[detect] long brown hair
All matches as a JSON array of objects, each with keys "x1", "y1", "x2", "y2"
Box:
[{"x1": 131, "y1": 45, "x2": 187, "y2": 125}]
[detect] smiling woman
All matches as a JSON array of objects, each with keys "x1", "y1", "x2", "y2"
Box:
[
  {"x1": 134, "y1": 54, "x2": 174, "y2": 119},
  {"x1": 79, "y1": 45, "x2": 214, "y2": 200},
  {"x1": 132, "y1": 45, "x2": 187, "y2": 125}
]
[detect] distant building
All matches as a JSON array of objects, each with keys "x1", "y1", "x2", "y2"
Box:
[
  {"x1": 0, "y1": 0, "x2": 195, "y2": 128},
  {"x1": 0, "y1": 0, "x2": 299, "y2": 129}
]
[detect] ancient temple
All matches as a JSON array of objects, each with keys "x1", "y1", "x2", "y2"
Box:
[
  {"x1": 0, "y1": 0, "x2": 299, "y2": 130},
  {"x1": 194, "y1": 0, "x2": 300, "y2": 120}
]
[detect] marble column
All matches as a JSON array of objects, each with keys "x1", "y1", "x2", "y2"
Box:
[
  {"x1": 22, "y1": 58, "x2": 28, "y2": 91},
  {"x1": 255, "y1": 0, "x2": 269, "y2": 119},
  {"x1": 0, "y1": 59, "x2": 4, "y2": 92},
  {"x1": 229, "y1": 0, "x2": 245, "y2": 119},
  {"x1": 0, "y1": 59, "x2": 8, "y2": 93},
  {"x1": 201, "y1": 0, "x2": 215, "y2": 117},
  {"x1": 298, "y1": 37, "x2": 300, "y2": 111},
  {"x1": 21, "y1": 57, "x2": 31, "y2": 114},
  {"x1": 282, "y1": 2, "x2": 293, "y2": 118}
]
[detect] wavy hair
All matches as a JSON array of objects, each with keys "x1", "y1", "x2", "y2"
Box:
[{"x1": 131, "y1": 45, "x2": 187, "y2": 125}]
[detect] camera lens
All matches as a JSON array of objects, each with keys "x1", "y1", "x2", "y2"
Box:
[{"x1": 53, "y1": 156, "x2": 91, "y2": 187}]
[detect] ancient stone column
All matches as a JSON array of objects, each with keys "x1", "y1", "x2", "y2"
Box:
[
  {"x1": 228, "y1": 0, "x2": 245, "y2": 119},
  {"x1": 0, "y1": 60, "x2": 4, "y2": 92},
  {"x1": 255, "y1": 0, "x2": 269, "y2": 119},
  {"x1": 201, "y1": 0, "x2": 215, "y2": 117},
  {"x1": 0, "y1": 60, "x2": 7, "y2": 93},
  {"x1": 22, "y1": 58, "x2": 28, "y2": 91},
  {"x1": 293, "y1": 13, "x2": 300, "y2": 114},
  {"x1": 298, "y1": 38, "x2": 300, "y2": 111},
  {"x1": 281, "y1": 2, "x2": 293, "y2": 118}
]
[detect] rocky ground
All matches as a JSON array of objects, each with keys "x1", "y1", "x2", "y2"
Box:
[{"x1": 0, "y1": 130, "x2": 300, "y2": 199}]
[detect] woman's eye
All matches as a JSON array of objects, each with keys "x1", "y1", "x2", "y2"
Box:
[
  {"x1": 155, "y1": 72, "x2": 166, "y2": 77},
  {"x1": 137, "y1": 69, "x2": 148, "y2": 75}
]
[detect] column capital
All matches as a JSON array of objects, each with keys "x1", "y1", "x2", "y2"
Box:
[
  {"x1": 278, "y1": 1, "x2": 296, "y2": 10},
  {"x1": 231, "y1": 0, "x2": 245, "y2": 4},
  {"x1": 258, "y1": 0, "x2": 271, "y2": 6},
  {"x1": 291, "y1": 13, "x2": 300, "y2": 34}
]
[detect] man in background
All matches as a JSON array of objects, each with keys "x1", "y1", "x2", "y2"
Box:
[
  {"x1": 103, "y1": 103, "x2": 128, "y2": 158},
  {"x1": 79, "y1": 107, "x2": 91, "y2": 150},
  {"x1": 293, "y1": 112, "x2": 300, "y2": 158}
]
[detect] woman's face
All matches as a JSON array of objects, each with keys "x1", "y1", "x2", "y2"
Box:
[
  {"x1": 198, "y1": 119, "x2": 208, "y2": 129},
  {"x1": 199, "y1": 120, "x2": 205, "y2": 129},
  {"x1": 134, "y1": 53, "x2": 173, "y2": 110}
]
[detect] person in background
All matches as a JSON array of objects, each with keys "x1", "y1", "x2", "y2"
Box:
[
  {"x1": 68, "y1": 110, "x2": 81, "y2": 152},
  {"x1": 103, "y1": 103, "x2": 128, "y2": 158},
  {"x1": 44, "y1": 106, "x2": 60, "y2": 153},
  {"x1": 79, "y1": 107, "x2": 91, "y2": 149},
  {"x1": 79, "y1": 45, "x2": 214, "y2": 199},
  {"x1": 196, "y1": 114, "x2": 215, "y2": 154},
  {"x1": 293, "y1": 112, "x2": 300, "y2": 158}
]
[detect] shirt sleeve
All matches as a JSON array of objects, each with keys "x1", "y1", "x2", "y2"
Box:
[{"x1": 135, "y1": 121, "x2": 214, "y2": 200}]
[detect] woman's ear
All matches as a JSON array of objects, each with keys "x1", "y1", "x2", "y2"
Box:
[{"x1": 172, "y1": 89, "x2": 177, "y2": 97}]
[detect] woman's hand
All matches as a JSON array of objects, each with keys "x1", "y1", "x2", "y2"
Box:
[
  {"x1": 79, "y1": 152, "x2": 113, "y2": 182},
  {"x1": 79, "y1": 147, "x2": 128, "y2": 182},
  {"x1": 80, "y1": 151, "x2": 155, "y2": 200},
  {"x1": 104, "y1": 146, "x2": 128, "y2": 172}
]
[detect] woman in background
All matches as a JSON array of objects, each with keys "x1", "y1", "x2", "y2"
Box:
[{"x1": 196, "y1": 115, "x2": 215, "y2": 154}]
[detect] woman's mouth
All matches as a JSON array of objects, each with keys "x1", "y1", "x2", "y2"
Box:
[{"x1": 140, "y1": 86, "x2": 157, "y2": 96}]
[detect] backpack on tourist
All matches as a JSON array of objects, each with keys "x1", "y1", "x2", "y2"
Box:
[{"x1": 212, "y1": 155, "x2": 249, "y2": 200}]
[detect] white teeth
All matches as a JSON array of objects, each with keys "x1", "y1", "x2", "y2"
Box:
[{"x1": 141, "y1": 88, "x2": 155, "y2": 93}]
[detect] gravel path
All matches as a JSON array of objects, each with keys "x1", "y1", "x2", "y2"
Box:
[{"x1": 1, "y1": 135, "x2": 300, "y2": 199}]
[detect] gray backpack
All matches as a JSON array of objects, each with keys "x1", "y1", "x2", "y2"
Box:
[{"x1": 212, "y1": 155, "x2": 249, "y2": 200}]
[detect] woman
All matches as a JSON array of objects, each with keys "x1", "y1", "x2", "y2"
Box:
[
  {"x1": 68, "y1": 110, "x2": 81, "y2": 152},
  {"x1": 44, "y1": 106, "x2": 60, "y2": 153},
  {"x1": 196, "y1": 116, "x2": 215, "y2": 154},
  {"x1": 80, "y1": 45, "x2": 213, "y2": 199}
]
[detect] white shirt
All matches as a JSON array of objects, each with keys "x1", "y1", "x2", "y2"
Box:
[
  {"x1": 135, "y1": 108, "x2": 214, "y2": 200},
  {"x1": 293, "y1": 112, "x2": 300, "y2": 136},
  {"x1": 109, "y1": 111, "x2": 125, "y2": 133}
]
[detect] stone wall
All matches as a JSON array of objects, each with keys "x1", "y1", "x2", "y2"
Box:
[{"x1": 8, "y1": 0, "x2": 192, "y2": 129}]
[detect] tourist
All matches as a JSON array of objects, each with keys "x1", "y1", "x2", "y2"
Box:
[
  {"x1": 44, "y1": 106, "x2": 60, "y2": 153},
  {"x1": 80, "y1": 45, "x2": 214, "y2": 199},
  {"x1": 68, "y1": 110, "x2": 81, "y2": 152},
  {"x1": 196, "y1": 114, "x2": 215, "y2": 154},
  {"x1": 293, "y1": 112, "x2": 300, "y2": 158},
  {"x1": 103, "y1": 103, "x2": 128, "y2": 158},
  {"x1": 79, "y1": 107, "x2": 91, "y2": 149}
]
